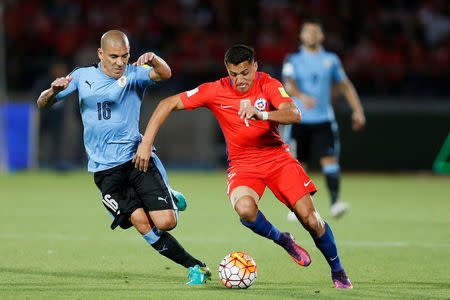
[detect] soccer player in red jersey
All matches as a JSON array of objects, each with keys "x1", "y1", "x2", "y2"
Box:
[{"x1": 133, "y1": 45, "x2": 352, "y2": 289}]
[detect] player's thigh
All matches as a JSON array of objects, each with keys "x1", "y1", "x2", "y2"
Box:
[
  {"x1": 265, "y1": 158, "x2": 317, "y2": 210},
  {"x1": 94, "y1": 165, "x2": 138, "y2": 229},
  {"x1": 130, "y1": 159, "x2": 176, "y2": 214},
  {"x1": 227, "y1": 170, "x2": 265, "y2": 209},
  {"x1": 292, "y1": 123, "x2": 311, "y2": 162},
  {"x1": 313, "y1": 121, "x2": 339, "y2": 159}
]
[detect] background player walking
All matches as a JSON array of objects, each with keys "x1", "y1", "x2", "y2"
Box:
[{"x1": 282, "y1": 18, "x2": 366, "y2": 218}]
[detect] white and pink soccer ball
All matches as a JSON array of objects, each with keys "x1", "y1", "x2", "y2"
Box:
[{"x1": 218, "y1": 252, "x2": 257, "y2": 289}]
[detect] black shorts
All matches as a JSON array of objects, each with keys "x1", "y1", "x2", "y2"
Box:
[
  {"x1": 291, "y1": 121, "x2": 340, "y2": 163},
  {"x1": 94, "y1": 159, "x2": 174, "y2": 230}
]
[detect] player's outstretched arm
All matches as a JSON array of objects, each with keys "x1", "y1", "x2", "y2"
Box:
[
  {"x1": 133, "y1": 52, "x2": 171, "y2": 82},
  {"x1": 133, "y1": 94, "x2": 185, "y2": 172},
  {"x1": 265, "y1": 101, "x2": 302, "y2": 125},
  {"x1": 37, "y1": 76, "x2": 73, "y2": 109},
  {"x1": 338, "y1": 79, "x2": 365, "y2": 131}
]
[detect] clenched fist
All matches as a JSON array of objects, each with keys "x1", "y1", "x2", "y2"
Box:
[{"x1": 51, "y1": 76, "x2": 73, "y2": 94}]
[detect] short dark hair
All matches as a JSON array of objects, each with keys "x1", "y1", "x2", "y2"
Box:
[
  {"x1": 224, "y1": 44, "x2": 255, "y2": 65},
  {"x1": 301, "y1": 17, "x2": 323, "y2": 30}
]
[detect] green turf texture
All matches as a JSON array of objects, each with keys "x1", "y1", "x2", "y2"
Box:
[{"x1": 1, "y1": 170, "x2": 449, "y2": 299}]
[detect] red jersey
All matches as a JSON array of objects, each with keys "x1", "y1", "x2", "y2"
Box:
[{"x1": 179, "y1": 72, "x2": 294, "y2": 166}]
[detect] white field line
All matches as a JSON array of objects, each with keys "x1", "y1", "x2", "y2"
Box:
[{"x1": 340, "y1": 241, "x2": 450, "y2": 248}]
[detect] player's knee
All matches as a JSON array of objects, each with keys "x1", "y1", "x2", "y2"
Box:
[
  {"x1": 132, "y1": 218, "x2": 152, "y2": 235},
  {"x1": 130, "y1": 210, "x2": 152, "y2": 234},
  {"x1": 153, "y1": 215, "x2": 177, "y2": 231},
  {"x1": 234, "y1": 197, "x2": 258, "y2": 222},
  {"x1": 299, "y1": 209, "x2": 324, "y2": 235}
]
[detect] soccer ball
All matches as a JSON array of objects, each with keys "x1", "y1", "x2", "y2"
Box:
[{"x1": 218, "y1": 252, "x2": 257, "y2": 289}]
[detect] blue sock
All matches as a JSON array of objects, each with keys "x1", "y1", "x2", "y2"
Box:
[
  {"x1": 313, "y1": 223, "x2": 343, "y2": 272},
  {"x1": 240, "y1": 210, "x2": 281, "y2": 242},
  {"x1": 142, "y1": 226, "x2": 163, "y2": 245}
]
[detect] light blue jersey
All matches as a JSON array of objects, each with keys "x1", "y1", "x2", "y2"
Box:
[
  {"x1": 282, "y1": 47, "x2": 346, "y2": 124},
  {"x1": 56, "y1": 63, "x2": 155, "y2": 172}
]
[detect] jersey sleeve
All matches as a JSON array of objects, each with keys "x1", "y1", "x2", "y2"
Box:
[
  {"x1": 331, "y1": 55, "x2": 347, "y2": 83},
  {"x1": 135, "y1": 64, "x2": 156, "y2": 89},
  {"x1": 264, "y1": 77, "x2": 294, "y2": 109},
  {"x1": 281, "y1": 56, "x2": 296, "y2": 80},
  {"x1": 179, "y1": 82, "x2": 217, "y2": 110},
  {"x1": 55, "y1": 68, "x2": 80, "y2": 100}
]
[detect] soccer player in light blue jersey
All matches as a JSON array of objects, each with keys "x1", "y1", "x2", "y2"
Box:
[
  {"x1": 37, "y1": 30, "x2": 210, "y2": 284},
  {"x1": 282, "y1": 19, "x2": 365, "y2": 219}
]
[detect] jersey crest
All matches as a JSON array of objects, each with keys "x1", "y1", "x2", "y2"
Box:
[
  {"x1": 254, "y1": 98, "x2": 268, "y2": 111},
  {"x1": 323, "y1": 58, "x2": 332, "y2": 68},
  {"x1": 118, "y1": 75, "x2": 127, "y2": 87}
]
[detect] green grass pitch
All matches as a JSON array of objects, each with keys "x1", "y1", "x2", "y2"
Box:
[{"x1": 1, "y1": 170, "x2": 449, "y2": 299}]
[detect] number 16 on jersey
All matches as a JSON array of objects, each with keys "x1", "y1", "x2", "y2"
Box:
[{"x1": 97, "y1": 101, "x2": 111, "y2": 120}]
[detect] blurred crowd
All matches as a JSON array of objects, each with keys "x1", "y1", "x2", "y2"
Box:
[{"x1": 4, "y1": 0, "x2": 450, "y2": 98}]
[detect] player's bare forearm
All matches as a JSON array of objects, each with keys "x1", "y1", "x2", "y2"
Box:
[
  {"x1": 149, "y1": 55, "x2": 171, "y2": 82},
  {"x1": 340, "y1": 79, "x2": 363, "y2": 113},
  {"x1": 37, "y1": 76, "x2": 73, "y2": 109},
  {"x1": 141, "y1": 102, "x2": 172, "y2": 146},
  {"x1": 37, "y1": 88, "x2": 57, "y2": 109},
  {"x1": 134, "y1": 94, "x2": 184, "y2": 171},
  {"x1": 269, "y1": 101, "x2": 301, "y2": 125},
  {"x1": 339, "y1": 79, "x2": 366, "y2": 130},
  {"x1": 133, "y1": 52, "x2": 171, "y2": 82}
]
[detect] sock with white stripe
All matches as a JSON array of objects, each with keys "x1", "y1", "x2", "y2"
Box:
[{"x1": 142, "y1": 227, "x2": 204, "y2": 268}]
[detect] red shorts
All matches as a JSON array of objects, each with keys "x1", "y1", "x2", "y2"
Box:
[{"x1": 226, "y1": 149, "x2": 317, "y2": 209}]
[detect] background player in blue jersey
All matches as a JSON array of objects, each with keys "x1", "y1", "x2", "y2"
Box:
[
  {"x1": 36, "y1": 30, "x2": 210, "y2": 284},
  {"x1": 282, "y1": 19, "x2": 366, "y2": 218}
]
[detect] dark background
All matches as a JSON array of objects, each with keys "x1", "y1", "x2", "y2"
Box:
[{"x1": 1, "y1": 0, "x2": 449, "y2": 170}]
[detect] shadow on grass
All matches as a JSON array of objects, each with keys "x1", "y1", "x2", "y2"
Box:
[{"x1": 0, "y1": 266, "x2": 181, "y2": 283}]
